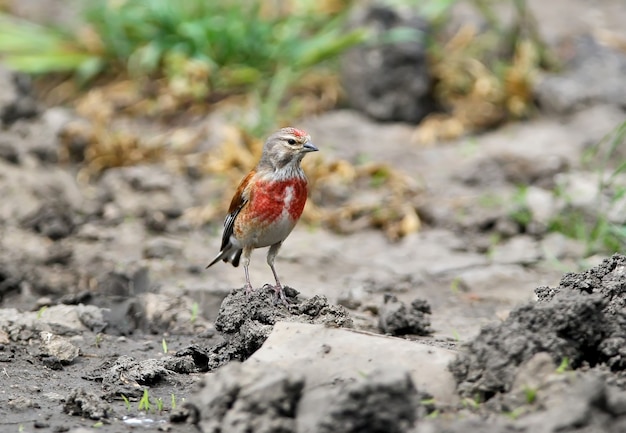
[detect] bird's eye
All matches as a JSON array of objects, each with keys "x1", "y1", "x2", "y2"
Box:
[{"x1": 287, "y1": 139, "x2": 296, "y2": 145}]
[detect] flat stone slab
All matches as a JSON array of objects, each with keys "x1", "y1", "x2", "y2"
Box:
[{"x1": 246, "y1": 321, "x2": 459, "y2": 406}]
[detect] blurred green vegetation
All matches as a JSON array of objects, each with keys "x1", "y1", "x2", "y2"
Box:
[
  {"x1": 0, "y1": 0, "x2": 571, "y2": 241},
  {"x1": 550, "y1": 121, "x2": 626, "y2": 255},
  {"x1": 0, "y1": 0, "x2": 368, "y2": 133},
  {"x1": 0, "y1": 0, "x2": 555, "y2": 137}
]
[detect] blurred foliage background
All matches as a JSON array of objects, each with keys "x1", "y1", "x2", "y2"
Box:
[
  {"x1": 0, "y1": 0, "x2": 558, "y2": 240},
  {"x1": 0, "y1": 0, "x2": 554, "y2": 134}
]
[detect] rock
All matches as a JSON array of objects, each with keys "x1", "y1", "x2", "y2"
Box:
[
  {"x1": 41, "y1": 355, "x2": 63, "y2": 370},
  {"x1": 336, "y1": 285, "x2": 367, "y2": 310},
  {"x1": 140, "y1": 292, "x2": 213, "y2": 334},
  {"x1": 608, "y1": 191, "x2": 626, "y2": 225},
  {"x1": 45, "y1": 242, "x2": 74, "y2": 266},
  {"x1": 312, "y1": 368, "x2": 418, "y2": 433},
  {"x1": 39, "y1": 332, "x2": 80, "y2": 364},
  {"x1": 98, "y1": 164, "x2": 193, "y2": 220},
  {"x1": 489, "y1": 351, "x2": 572, "y2": 413},
  {"x1": 8, "y1": 396, "x2": 39, "y2": 411},
  {"x1": 41, "y1": 107, "x2": 74, "y2": 137},
  {"x1": 181, "y1": 323, "x2": 455, "y2": 433},
  {"x1": 96, "y1": 266, "x2": 151, "y2": 297},
  {"x1": 378, "y1": 294, "x2": 432, "y2": 336},
  {"x1": 525, "y1": 186, "x2": 558, "y2": 228},
  {"x1": 63, "y1": 388, "x2": 110, "y2": 420},
  {"x1": 413, "y1": 418, "x2": 517, "y2": 433},
  {"x1": 511, "y1": 352, "x2": 557, "y2": 394},
  {"x1": 540, "y1": 232, "x2": 586, "y2": 260},
  {"x1": 182, "y1": 362, "x2": 304, "y2": 433},
  {"x1": 0, "y1": 66, "x2": 38, "y2": 125},
  {"x1": 201, "y1": 288, "x2": 352, "y2": 371},
  {"x1": 161, "y1": 355, "x2": 198, "y2": 374},
  {"x1": 0, "y1": 138, "x2": 20, "y2": 164},
  {"x1": 248, "y1": 322, "x2": 458, "y2": 406},
  {"x1": 39, "y1": 304, "x2": 106, "y2": 334},
  {"x1": 9, "y1": 118, "x2": 60, "y2": 163},
  {"x1": 340, "y1": 3, "x2": 433, "y2": 122},
  {"x1": 0, "y1": 161, "x2": 83, "y2": 224},
  {"x1": 143, "y1": 237, "x2": 183, "y2": 259},
  {"x1": 98, "y1": 356, "x2": 170, "y2": 393},
  {"x1": 457, "y1": 152, "x2": 568, "y2": 189},
  {"x1": 0, "y1": 305, "x2": 107, "y2": 342},
  {"x1": 489, "y1": 235, "x2": 542, "y2": 265},
  {"x1": 454, "y1": 264, "x2": 538, "y2": 305},
  {"x1": 520, "y1": 375, "x2": 626, "y2": 433},
  {"x1": 553, "y1": 171, "x2": 599, "y2": 212},
  {"x1": 535, "y1": 35, "x2": 626, "y2": 114},
  {"x1": 21, "y1": 201, "x2": 77, "y2": 240}
]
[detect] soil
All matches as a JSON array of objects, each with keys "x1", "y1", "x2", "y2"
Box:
[{"x1": 1, "y1": 1, "x2": 626, "y2": 432}]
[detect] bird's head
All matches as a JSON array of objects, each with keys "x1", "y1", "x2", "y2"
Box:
[{"x1": 259, "y1": 127, "x2": 318, "y2": 172}]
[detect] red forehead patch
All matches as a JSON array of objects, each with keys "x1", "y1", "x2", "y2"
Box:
[{"x1": 284, "y1": 127, "x2": 307, "y2": 138}]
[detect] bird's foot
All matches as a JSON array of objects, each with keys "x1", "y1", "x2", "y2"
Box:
[
  {"x1": 274, "y1": 287, "x2": 289, "y2": 306},
  {"x1": 263, "y1": 283, "x2": 290, "y2": 307},
  {"x1": 244, "y1": 283, "x2": 255, "y2": 299}
]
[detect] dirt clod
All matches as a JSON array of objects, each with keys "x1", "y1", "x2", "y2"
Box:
[
  {"x1": 316, "y1": 368, "x2": 419, "y2": 433},
  {"x1": 63, "y1": 388, "x2": 110, "y2": 420},
  {"x1": 181, "y1": 362, "x2": 304, "y2": 433},
  {"x1": 39, "y1": 331, "x2": 80, "y2": 363},
  {"x1": 21, "y1": 201, "x2": 77, "y2": 240},
  {"x1": 99, "y1": 356, "x2": 170, "y2": 390},
  {"x1": 451, "y1": 254, "x2": 626, "y2": 401},
  {"x1": 200, "y1": 287, "x2": 352, "y2": 371},
  {"x1": 378, "y1": 294, "x2": 432, "y2": 336}
]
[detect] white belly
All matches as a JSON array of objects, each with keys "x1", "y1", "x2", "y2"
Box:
[
  {"x1": 255, "y1": 212, "x2": 297, "y2": 247},
  {"x1": 230, "y1": 210, "x2": 298, "y2": 249}
]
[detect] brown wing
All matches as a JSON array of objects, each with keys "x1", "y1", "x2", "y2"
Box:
[{"x1": 220, "y1": 170, "x2": 255, "y2": 250}]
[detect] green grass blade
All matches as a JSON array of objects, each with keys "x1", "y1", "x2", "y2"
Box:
[{"x1": 5, "y1": 53, "x2": 97, "y2": 73}]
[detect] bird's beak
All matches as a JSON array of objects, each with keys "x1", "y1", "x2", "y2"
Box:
[{"x1": 303, "y1": 141, "x2": 318, "y2": 153}]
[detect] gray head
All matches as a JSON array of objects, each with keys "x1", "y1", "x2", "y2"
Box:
[{"x1": 258, "y1": 127, "x2": 318, "y2": 172}]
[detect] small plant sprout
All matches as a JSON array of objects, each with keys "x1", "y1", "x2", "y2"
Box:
[
  {"x1": 450, "y1": 277, "x2": 462, "y2": 294},
  {"x1": 138, "y1": 389, "x2": 152, "y2": 412},
  {"x1": 190, "y1": 302, "x2": 199, "y2": 324},
  {"x1": 162, "y1": 338, "x2": 168, "y2": 354},
  {"x1": 94, "y1": 333, "x2": 104, "y2": 348},
  {"x1": 556, "y1": 357, "x2": 570, "y2": 374},
  {"x1": 171, "y1": 394, "x2": 177, "y2": 410},
  {"x1": 93, "y1": 421, "x2": 103, "y2": 428},
  {"x1": 524, "y1": 386, "x2": 537, "y2": 404},
  {"x1": 121, "y1": 394, "x2": 131, "y2": 411},
  {"x1": 426, "y1": 409, "x2": 440, "y2": 419},
  {"x1": 462, "y1": 396, "x2": 480, "y2": 409},
  {"x1": 36, "y1": 306, "x2": 48, "y2": 319},
  {"x1": 156, "y1": 397, "x2": 164, "y2": 413},
  {"x1": 505, "y1": 407, "x2": 525, "y2": 420}
]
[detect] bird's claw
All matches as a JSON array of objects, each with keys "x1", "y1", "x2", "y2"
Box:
[
  {"x1": 244, "y1": 284, "x2": 255, "y2": 299},
  {"x1": 263, "y1": 283, "x2": 290, "y2": 307},
  {"x1": 274, "y1": 288, "x2": 289, "y2": 307}
]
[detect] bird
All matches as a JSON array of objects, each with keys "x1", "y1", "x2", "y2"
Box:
[{"x1": 206, "y1": 127, "x2": 318, "y2": 304}]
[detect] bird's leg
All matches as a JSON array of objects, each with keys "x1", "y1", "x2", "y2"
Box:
[
  {"x1": 242, "y1": 247, "x2": 254, "y2": 297},
  {"x1": 267, "y1": 242, "x2": 288, "y2": 305}
]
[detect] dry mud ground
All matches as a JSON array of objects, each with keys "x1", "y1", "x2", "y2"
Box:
[{"x1": 2, "y1": 1, "x2": 626, "y2": 432}]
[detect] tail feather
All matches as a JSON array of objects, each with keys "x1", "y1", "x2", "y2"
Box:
[
  {"x1": 206, "y1": 245, "x2": 242, "y2": 269},
  {"x1": 232, "y1": 249, "x2": 242, "y2": 267}
]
